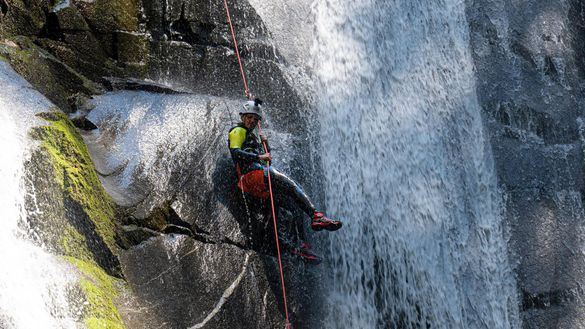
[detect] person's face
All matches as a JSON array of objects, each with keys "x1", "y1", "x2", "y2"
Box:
[{"x1": 241, "y1": 114, "x2": 260, "y2": 129}]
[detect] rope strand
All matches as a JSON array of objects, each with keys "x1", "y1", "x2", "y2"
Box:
[
  {"x1": 222, "y1": 1, "x2": 291, "y2": 327},
  {"x1": 223, "y1": 0, "x2": 251, "y2": 100},
  {"x1": 258, "y1": 123, "x2": 291, "y2": 329}
]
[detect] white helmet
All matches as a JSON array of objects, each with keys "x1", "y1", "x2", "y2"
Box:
[{"x1": 239, "y1": 98, "x2": 263, "y2": 120}]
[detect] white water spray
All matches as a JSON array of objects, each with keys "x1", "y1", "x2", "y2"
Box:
[
  {"x1": 0, "y1": 62, "x2": 77, "y2": 329},
  {"x1": 312, "y1": 1, "x2": 520, "y2": 328},
  {"x1": 87, "y1": 91, "x2": 294, "y2": 205}
]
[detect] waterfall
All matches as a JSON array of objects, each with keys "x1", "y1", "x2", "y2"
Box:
[
  {"x1": 0, "y1": 62, "x2": 77, "y2": 329},
  {"x1": 312, "y1": 1, "x2": 520, "y2": 328}
]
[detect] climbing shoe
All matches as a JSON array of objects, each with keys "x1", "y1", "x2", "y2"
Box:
[
  {"x1": 311, "y1": 212, "x2": 342, "y2": 231},
  {"x1": 290, "y1": 242, "x2": 322, "y2": 264}
]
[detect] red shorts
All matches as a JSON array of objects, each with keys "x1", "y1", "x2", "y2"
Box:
[{"x1": 237, "y1": 169, "x2": 269, "y2": 199}]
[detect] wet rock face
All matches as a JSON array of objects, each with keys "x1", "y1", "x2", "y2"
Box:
[
  {"x1": 86, "y1": 93, "x2": 307, "y2": 252},
  {"x1": 141, "y1": 0, "x2": 307, "y2": 130},
  {"x1": 84, "y1": 91, "x2": 319, "y2": 328},
  {"x1": 119, "y1": 235, "x2": 285, "y2": 329},
  {"x1": 0, "y1": 0, "x2": 148, "y2": 88},
  {"x1": 466, "y1": 0, "x2": 585, "y2": 326}
]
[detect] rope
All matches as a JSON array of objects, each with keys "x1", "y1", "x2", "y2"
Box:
[
  {"x1": 222, "y1": 1, "x2": 291, "y2": 327},
  {"x1": 258, "y1": 124, "x2": 291, "y2": 329},
  {"x1": 223, "y1": 0, "x2": 251, "y2": 100}
]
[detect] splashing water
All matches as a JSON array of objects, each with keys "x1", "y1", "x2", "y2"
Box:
[
  {"x1": 0, "y1": 62, "x2": 77, "y2": 329},
  {"x1": 87, "y1": 91, "x2": 295, "y2": 203},
  {"x1": 312, "y1": 1, "x2": 520, "y2": 328}
]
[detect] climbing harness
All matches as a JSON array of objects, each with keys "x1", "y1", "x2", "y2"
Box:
[{"x1": 222, "y1": 0, "x2": 292, "y2": 327}]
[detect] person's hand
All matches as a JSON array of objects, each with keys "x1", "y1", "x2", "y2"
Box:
[
  {"x1": 258, "y1": 153, "x2": 272, "y2": 162},
  {"x1": 260, "y1": 134, "x2": 268, "y2": 143}
]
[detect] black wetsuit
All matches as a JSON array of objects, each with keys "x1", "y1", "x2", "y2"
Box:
[{"x1": 228, "y1": 123, "x2": 316, "y2": 216}]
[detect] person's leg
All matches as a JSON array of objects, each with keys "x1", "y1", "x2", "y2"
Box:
[
  {"x1": 268, "y1": 167, "x2": 316, "y2": 217},
  {"x1": 266, "y1": 166, "x2": 342, "y2": 231}
]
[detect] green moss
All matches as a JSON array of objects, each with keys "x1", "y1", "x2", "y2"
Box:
[
  {"x1": 36, "y1": 112, "x2": 128, "y2": 328},
  {"x1": 30, "y1": 112, "x2": 118, "y2": 270},
  {"x1": 33, "y1": 111, "x2": 119, "y2": 256},
  {"x1": 86, "y1": 317, "x2": 126, "y2": 329},
  {"x1": 66, "y1": 257, "x2": 126, "y2": 329},
  {"x1": 0, "y1": 38, "x2": 33, "y2": 64},
  {"x1": 60, "y1": 223, "x2": 94, "y2": 262}
]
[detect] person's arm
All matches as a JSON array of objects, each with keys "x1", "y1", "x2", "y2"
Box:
[
  {"x1": 231, "y1": 148, "x2": 260, "y2": 161},
  {"x1": 229, "y1": 127, "x2": 261, "y2": 161}
]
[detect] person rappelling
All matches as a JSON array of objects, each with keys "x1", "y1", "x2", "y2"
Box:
[
  {"x1": 222, "y1": 0, "x2": 329, "y2": 320},
  {"x1": 227, "y1": 98, "x2": 343, "y2": 262}
]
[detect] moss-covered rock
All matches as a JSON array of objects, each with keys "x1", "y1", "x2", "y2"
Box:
[
  {"x1": 75, "y1": 0, "x2": 140, "y2": 33},
  {"x1": 21, "y1": 109, "x2": 129, "y2": 327},
  {"x1": 27, "y1": 110, "x2": 124, "y2": 276},
  {"x1": 51, "y1": 4, "x2": 90, "y2": 31},
  {"x1": 115, "y1": 31, "x2": 148, "y2": 64},
  {"x1": 0, "y1": 0, "x2": 47, "y2": 37},
  {"x1": 112, "y1": 31, "x2": 149, "y2": 78},
  {"x1": 66, "y1": 257, "x2": 126, "y2": 329},
  {"x1": 0, "y1": 36, "x2": 101, "y2": 111}
]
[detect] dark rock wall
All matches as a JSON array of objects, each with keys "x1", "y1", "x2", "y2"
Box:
[
  {"x1": 0, "y1": 0, "x2": 306, "y2": 120},
  {"x1": 466, "y1": 0, "x2": 585, "y2": 327},
  {"x1": 141, "y1": 0, "x2": 308, "y2": 131},
  {"x1": 0, "y1": 0, "x2": 145, "y2": 111}
]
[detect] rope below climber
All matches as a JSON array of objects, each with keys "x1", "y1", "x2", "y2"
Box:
[{"x1": 221, "y1": 1, "x2": 342, "y2": 327}]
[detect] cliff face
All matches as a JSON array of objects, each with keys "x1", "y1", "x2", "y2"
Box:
[
  {"x1": 6, "y1": 0, "x2": 585, "y2": 327},
  {"x1": 0, "y1": 0, "x2": 317, "y2": 328},
  {"x1": 466, "y1": 0, "x2": 585, "y2": 327}
]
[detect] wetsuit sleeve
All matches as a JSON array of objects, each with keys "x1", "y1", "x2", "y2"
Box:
[{"x1": 229, "y1": 127, "x2": 259, "y2": 161}]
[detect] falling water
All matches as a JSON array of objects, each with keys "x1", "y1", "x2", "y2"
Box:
[
  {"x1": 0, "y1": 62, "x2": 77, "y2": 329},
  {"x1": 312, "y1": 1, "x2": 520, "y2": 328}
]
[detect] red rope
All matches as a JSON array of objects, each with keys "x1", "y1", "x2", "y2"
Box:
[
  {"x1": 222, "y1": 0, "x2": 291, "y2": 327},
  {"x1": 223, "y1": 0, "x2": 251, "y2": 100},
  {"x1": 258, "y1": 123, "x2": 291, "y2": 329}
]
